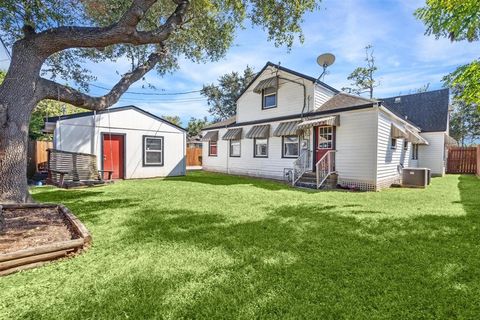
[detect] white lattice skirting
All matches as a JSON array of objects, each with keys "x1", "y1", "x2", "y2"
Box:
[
  {"x1": 337, "y1": 178, "x2": 376, "y2": 191},
  {"x1": 376, "y1": 175, "x2": 402, "y2": 190}
]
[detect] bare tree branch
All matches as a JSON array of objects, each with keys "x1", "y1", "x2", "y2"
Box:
[
  {"x1": 32, "y1": 0, "x2": 190, "y2": 56},
  {"x1": 38, "y1": 51, "x2": 165, "y2": 110}
]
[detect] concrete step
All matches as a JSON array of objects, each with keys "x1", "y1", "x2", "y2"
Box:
[{"x1": 295, "y1": 181, "x2": 317, "y2": 189}]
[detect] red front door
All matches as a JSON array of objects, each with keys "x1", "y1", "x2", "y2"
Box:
[
  {"x1": 315, "y1": 126, "x2": 334, "y2": 164},
  {"x1": 102, "y1": 134, "x2": 125, "y2": 179}
]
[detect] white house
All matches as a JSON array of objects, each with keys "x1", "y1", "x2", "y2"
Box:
[
  {"x1": 44, "y1": 106, "x2": 186, "y2": 179},
  {"x1": 201, "y1": 62, "x2": 453, "y2": 190}
]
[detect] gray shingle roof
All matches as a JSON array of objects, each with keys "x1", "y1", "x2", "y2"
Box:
[
  {"x1": 318, "y1": 92, "x2": 377, "y2": 112},
  {"x1": 202, "y1": 116, "x2": 236, "y2": 130},
  {"x1": 381, "y1": 89, "x2": 450, "y2": 132}
]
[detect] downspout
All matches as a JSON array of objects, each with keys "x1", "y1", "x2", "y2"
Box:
[
  {"x1": 278, "y1": 76, "x2": 307, "y2": 119},
  {"x1": 225, "y1": 124, "x2": 229, "y2": 174},
  {"x1": 373, "y1": 102, "x2": 380, "y2": 190}
]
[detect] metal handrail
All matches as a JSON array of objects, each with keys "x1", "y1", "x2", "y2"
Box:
[
  {"x1": 292, "y1": 149, "x2": 311, "y2": 186},
  {"x1": 315, "y1": 150, "x2": 336, "y2": 188}
]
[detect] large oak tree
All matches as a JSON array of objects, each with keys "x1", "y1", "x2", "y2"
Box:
[{"x1": 0, "y1": 0, "x2": 319, "y2": 203}]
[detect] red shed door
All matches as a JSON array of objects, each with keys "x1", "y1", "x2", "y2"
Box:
[
  {"x1": 315, "y1": 126, "x2": 334, "y2": 164},
  {"x1": 102, "y1": 134, "x2": 125, "y2": 179}
]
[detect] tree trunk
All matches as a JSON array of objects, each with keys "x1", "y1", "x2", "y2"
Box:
[{"x1": 0, "y1": 40, "x2": 44, "y2": 203}]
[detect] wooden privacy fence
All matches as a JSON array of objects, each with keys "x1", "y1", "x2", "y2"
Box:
[
  {"x1": 447, "y1": 147, "x2": 477, "y2": 174},
  {"x1": 186, "y1": 147, "x2": 202, "y2": 166},
  {"x1": 27, "y1": 140, "x2": 53, "y2": 176}
]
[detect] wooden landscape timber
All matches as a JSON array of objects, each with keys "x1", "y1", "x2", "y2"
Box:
[{"x1": 0, "y1": 204, "x2": 91, "y2": 276}]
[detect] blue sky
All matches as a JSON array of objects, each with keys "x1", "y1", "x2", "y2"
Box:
[{"x1": 0, "y1": 0, "x2": 478, "y2": 126}]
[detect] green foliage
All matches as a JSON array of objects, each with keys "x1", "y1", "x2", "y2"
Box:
[
  {"x1": 415, "y1": 1, "x2": 480, "y2": 107},
  {"x1": 29, "y1": 100, "x2": 82, "y2": 140},
  {"x1": 443, "y1": 59, "x2": 480, "y2": 107},
  {"x1": 0, "y1": 172, "x2": 479, "y2": 318},
  {"x1": 414, "y1": 0, "x2": 480, "y2": 42},
  {"x1": 186, "y1": 116, "x2": 209, "y2": 137},
  {"x1": 449, "y1": 99, "x2": 480, "y2": 146},
  {"x1": 162, "y1": 115, "x2": 182, "y2": 127},
  {"x1": 341, "y1": 45, "x2": 378, "y2": 98},
  {"x1": 201, "y1": 66, "x2": 255, "y2": 120},
  {"x1": 0, "y1": 70, "x2": 81, "y2": 140},
  {"x1": 0, "y1": 0, "x2": 319, "y2": 90}
]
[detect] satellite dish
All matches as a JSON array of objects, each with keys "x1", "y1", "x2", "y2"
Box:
[
  {"x1": 316, "y1": 53, "x2": 335, "y2": 68},
  {"x1": 316, "y1": 53, "x2": 335, "y2": 81}
]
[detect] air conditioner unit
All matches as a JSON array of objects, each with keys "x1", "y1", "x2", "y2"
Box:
[{"x1": 402, "y1": 168, "x2": 431, "y2": 188}]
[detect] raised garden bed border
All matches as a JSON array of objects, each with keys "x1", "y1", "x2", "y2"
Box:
[{"x1": 0, "y1": 203, "x2": 91, "y2": 276}]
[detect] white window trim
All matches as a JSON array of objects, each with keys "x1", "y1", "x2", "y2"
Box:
[
  {"x1": 229, "y1": 139, "x2": 241, "y2": 157},
  {"x1": 318, "y1": 126, "x2": 333, "y2": 149},
  {"x1": 262, "y1": 88, "x2": 277, "y2": 109},
  {"x1": 254, "y1": 138, "x2": 268, "y2": 158},
  {"x1": 208, "y1": 141, "x2": 218, "y2": 157},
  {"x1": 283, "y1": 135, "x2": 300, "y2": 158},
  {"x1": 143, "y1": 136, "x2": 164, "y2": 166}
]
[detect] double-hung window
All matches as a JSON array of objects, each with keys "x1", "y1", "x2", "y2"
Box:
[
  {"x1": 283, "y1": 136, "x2": 299, "y2": 158},
  {"x1": 262, "y1": 87, "x2": 277, "y2": 109},
  {"x1": 391, "y1": 138, "x2": 397, "y2": 149},
  {"x1": 209, "y1": 141, "x2": 217, "y2": 156},
  {"x1": 403, "y1": 140, "x2": 408, "y2": 150},
  {"x1": 254, "y1": 138, "x2": 268, "y2": 158},
  {"x1": 412, "y1": 144, "x2": 419, "y2": 160},
  {"x1": 230, "y1": 140, "x2": 241, "y2": 157},
  {"x1": 143, "y1": 136, "x2": 163, "y2": 166}
]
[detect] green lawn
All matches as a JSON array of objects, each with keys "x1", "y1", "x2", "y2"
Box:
[{"x1": 1, "y1": 172, "x2": 479, "y2": 319}]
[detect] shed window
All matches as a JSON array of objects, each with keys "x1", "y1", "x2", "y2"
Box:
[
  {"x1": 143, "y1": 136, "x2": 163, "y2": 166},
  {"x1": 254, "y1": 138, "x2": 268, "y2": 157},
  {"x1": 209, "y1": 141, "x2": 217, "y2": 156},
  {"x1": 262, "y1": 87, "x2": 277, "y2": 109},
  {"x1": 391, "y1": 138, "x2": 397, "y2": 149},
  {"x1": 412, "y1": 144, "x2": 419, "y2": 160},
  {"x1": 283, "y1": 136, "x2": 299, "y2": 158},
  {"x1": 230, "y1": 140, "x2": 241, "y2": 157}
]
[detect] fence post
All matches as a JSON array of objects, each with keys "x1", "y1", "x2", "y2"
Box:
[{"x1": 477, "y1": 146, "x2": 480, "y2": 177}]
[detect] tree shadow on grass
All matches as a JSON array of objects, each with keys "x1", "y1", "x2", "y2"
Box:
[
  {"x1": 9, "y1": 197, "x2": 480, "y2": 319},
  {"x1": 32, "y1": 188, "x2": 105, "y2": 203},
  {"x1": 165, "y1": 171, "x2": 293, "y2": 191},
  {"x1": 32, "y1": 188, "x2": 140, "y2": 224},
  {"x1": 100, "y1": 201, "x2": 480, "y2": 318}
]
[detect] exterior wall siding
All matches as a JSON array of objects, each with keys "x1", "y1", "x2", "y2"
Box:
[
  {"x1": 53, "y1": 109, "x2": 186, "y2": 179},
  {"x1": 314, "y1": 84, "x2": 334, "y2": 110},
  {"x1": 335, "y1": 109, "x2": 378, "y2": 187},
  {"x1": 375, "y1": 110, "x2": 423, "y2": 189},
  {"x1": 237, "y1": 67, "x2": 319, "y2": 123},
  {"x1": 203, "y1": 109, "x2": 379, "y2": 186},
  {"x1": 418, "y1": 132, "x2": 446, "y2": 176},
  {"x1": 202, "y1": 123, "x2": 304, "y2": 180}
]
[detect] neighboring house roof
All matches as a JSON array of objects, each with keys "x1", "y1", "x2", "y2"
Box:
[
  {"x1": 202, "y1": 116, "x2": 236, "y2": 130},
  {"x1": 317, "y1": 92, "x2": 377, "y2": 113},
  {"x1": 187, "y1": 135, "x2": 202, "y2": 143},
  {"x1": 236, "y1": 61, "x2": 339, "y2": 102},
  {"x1": 381, "y1": 89, "x2": 449, "y2": 132},
  {"x1": 44, "y1": 105, "x2": 186, "y2": 132}
]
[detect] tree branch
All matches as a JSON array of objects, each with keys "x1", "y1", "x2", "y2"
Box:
[
  {"x1": 38, "y1": 51, "x2": 165, "y2": 110},
  {"x1": 33, "y1": 0, "x2": 190, "y2": 56}
]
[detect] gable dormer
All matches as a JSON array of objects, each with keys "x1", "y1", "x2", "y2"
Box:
[{"x1": 236, "y1": 62, "x2": 337, "y2": 123}]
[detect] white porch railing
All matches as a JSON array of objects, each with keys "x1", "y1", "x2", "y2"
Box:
[
  {"x1": 315, "y1": 150, "x2": 336, "y2": 189},
  {"x1": 292, "y1": 149, "x2": 311, "y2": 186}
]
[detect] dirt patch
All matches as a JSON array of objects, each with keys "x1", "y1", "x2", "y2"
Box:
[{"x1": 0, "y1": 207, "x2": 78, "y2": 254}]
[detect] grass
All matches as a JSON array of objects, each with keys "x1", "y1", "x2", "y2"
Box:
[{"x1": 1, "y1": 172, "x2": 479, "y2": 319}]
